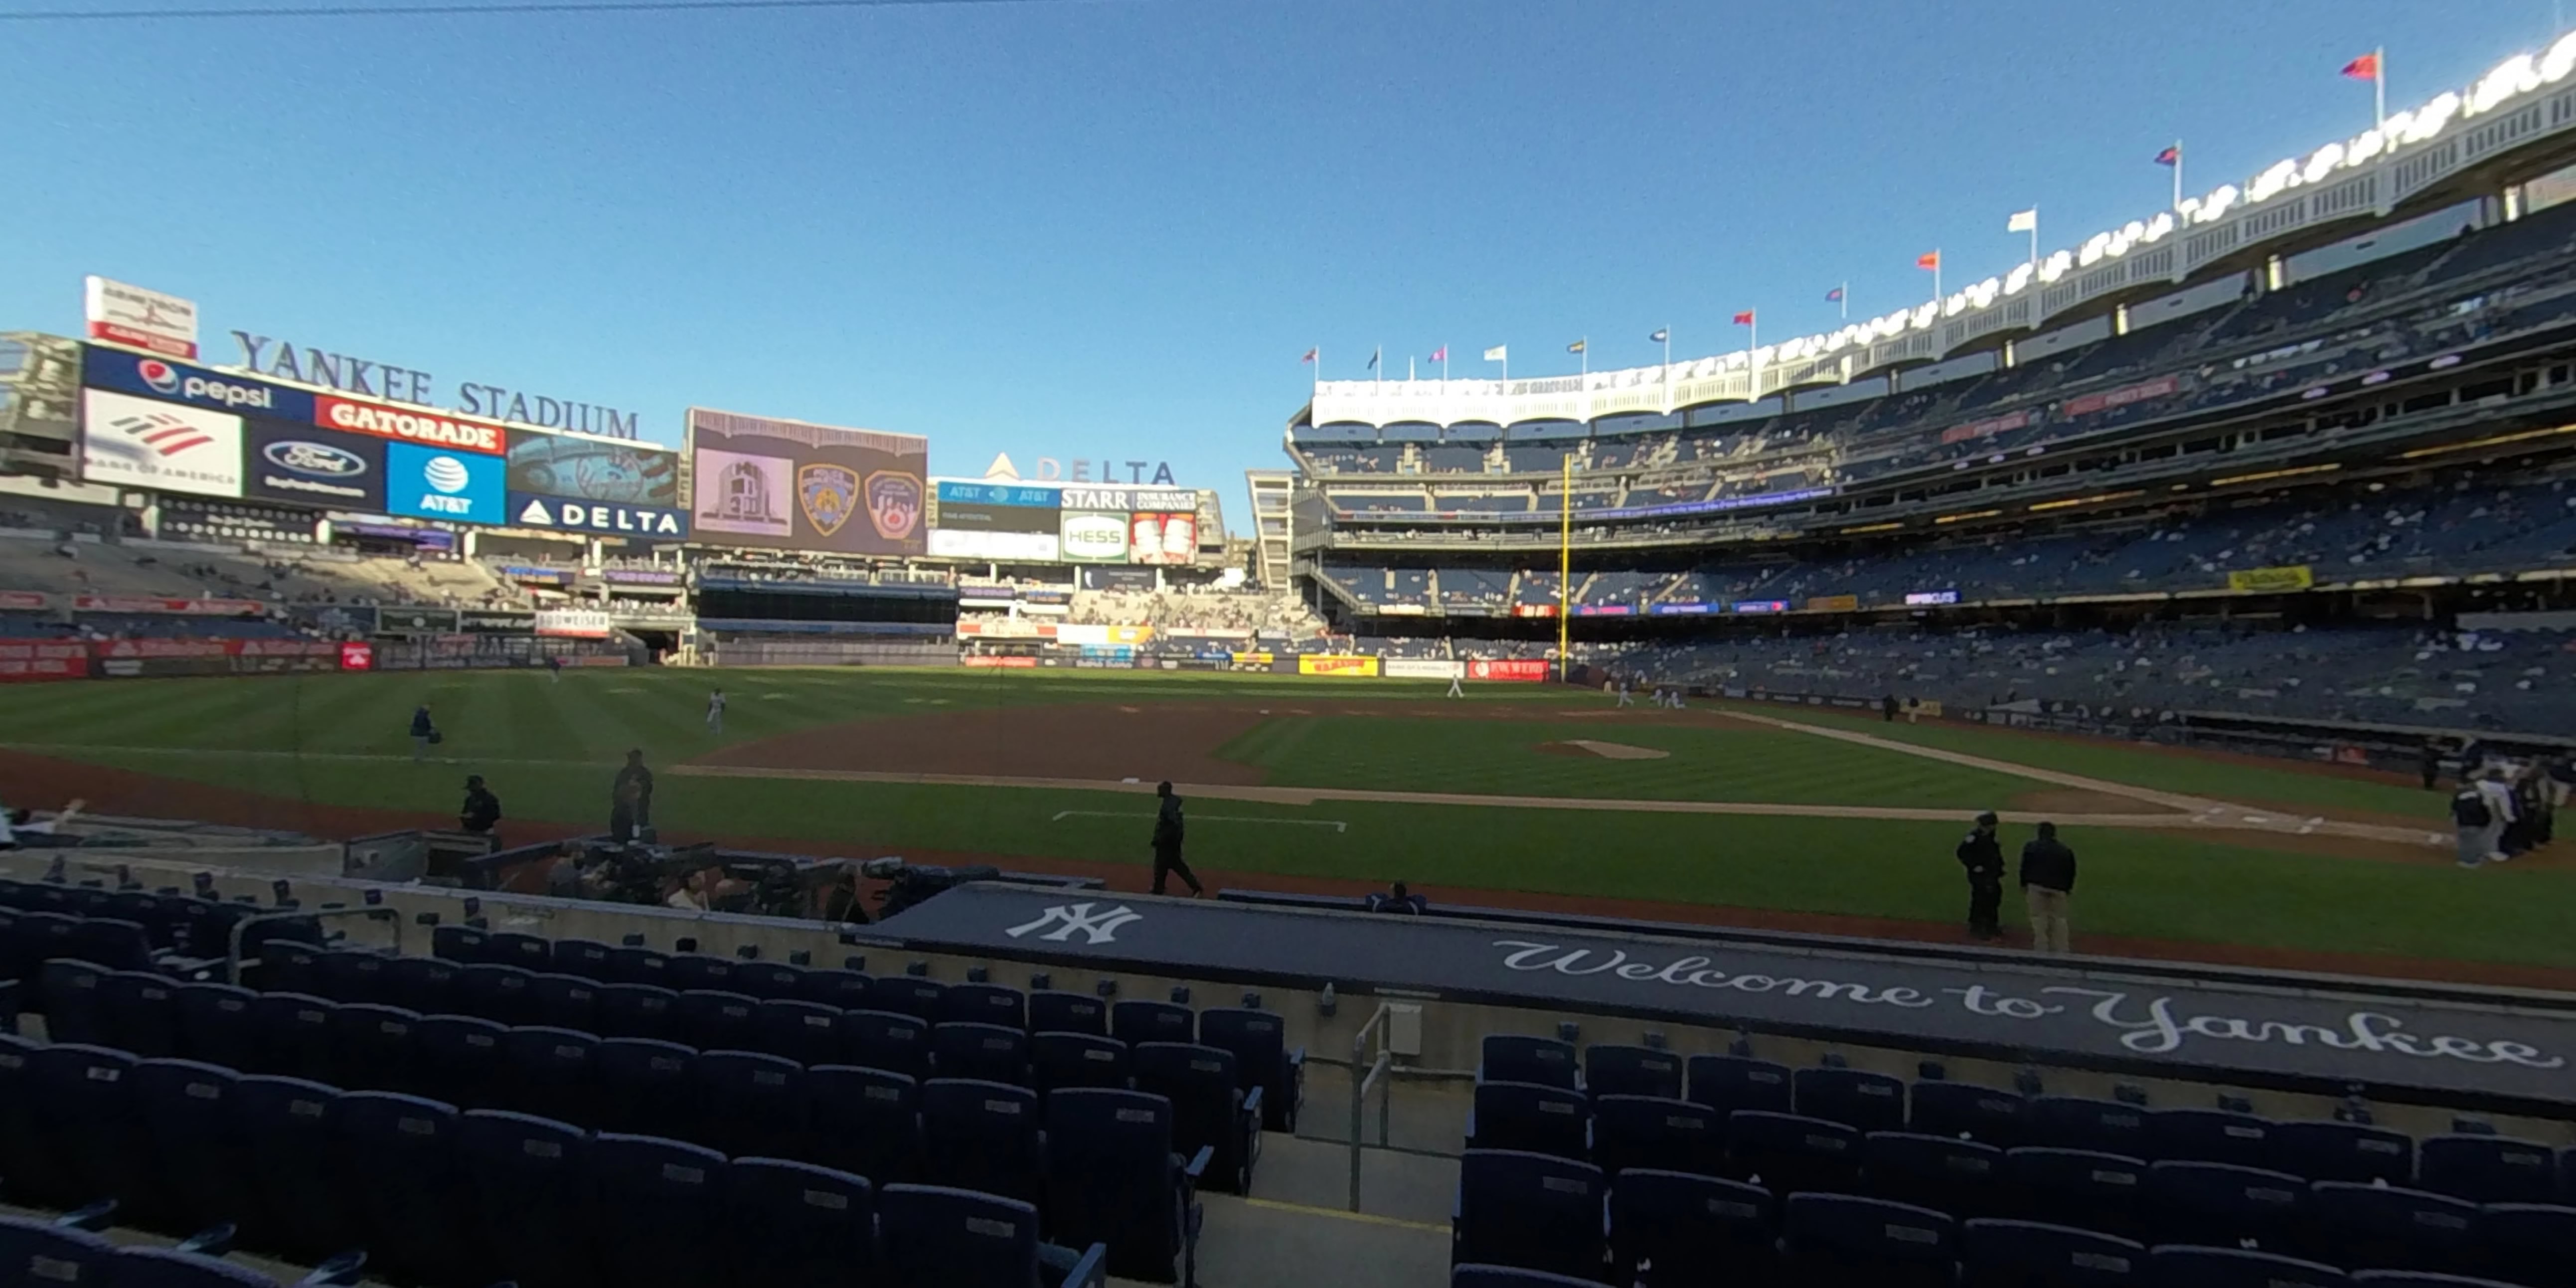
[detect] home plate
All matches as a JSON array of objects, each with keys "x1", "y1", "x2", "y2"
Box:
[{"x1": 1564, "y1": 740, "x2": 1670, "y2": 760}]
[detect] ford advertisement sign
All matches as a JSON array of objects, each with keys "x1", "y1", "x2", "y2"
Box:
[{"x1": 244, "y1": 418, "x2": 385, "y2": 509}]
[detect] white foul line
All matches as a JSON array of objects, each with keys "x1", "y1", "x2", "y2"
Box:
[{"x1": 1048, "y1": 809, "x2": 1347, "y2": 834}]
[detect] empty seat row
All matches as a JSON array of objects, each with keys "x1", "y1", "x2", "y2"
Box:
[
  {"x1": 0, "y1": 882, "x2": 316, "y2": 968},
  {"x1": 1451, "y1": 1148, "x2": 2576, "y2": 1288},
  {"x1": 0, "y1": 1044, "x2": 1153, "y2": 1288}
]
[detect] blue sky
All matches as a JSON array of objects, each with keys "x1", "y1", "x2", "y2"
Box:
[{"x1": 0, "y1": 0, "x2": 2564, "y2": 524}]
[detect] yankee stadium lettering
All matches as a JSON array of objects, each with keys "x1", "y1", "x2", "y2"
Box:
[{"x1": 232, "y1": 331, "x2": 641, "y2": 439}]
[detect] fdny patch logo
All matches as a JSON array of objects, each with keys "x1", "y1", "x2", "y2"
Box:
[{"x1": 866, "y1": 471, "x2": 924, "y2": 542}]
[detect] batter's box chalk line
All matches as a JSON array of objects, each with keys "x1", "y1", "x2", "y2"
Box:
[{"x1": 1048, "y1": 809, "x2": 1347, "y2": 834}]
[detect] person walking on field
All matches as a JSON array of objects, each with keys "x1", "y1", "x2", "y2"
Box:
[
  {"x1": 2450, "y1": 779, "x2": 2497, "y2": 869},
  {"x1": 611, "y1": 749, "x2": 655, "y2": 844},
  {"x1": 706, "y1": 687, "x2": 727, "y2": 734},
  {"x1": 1447, "y1": 670, "x2": 1464, "y2": 699},
  {"x1": 2018, "y1": 821, "x2": 2077, "y2": 955},
  {"x1": 409, "y1": 704, "x2": 437, "y2": 763},
  {"x1": 1150, "y1": 780, "x2": 1203, "y2": 897},
  {"x1": 1955, "y1": 810, "x2": 2004, "y2": 941}
]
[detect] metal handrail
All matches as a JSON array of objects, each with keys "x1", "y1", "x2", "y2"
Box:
[
  {"x1": 224, "y1": 905, "x2": 402, "y2": 985},
  {"x1": 1347, "y1": 1001, "x2": 1397, "y2": 1212}
]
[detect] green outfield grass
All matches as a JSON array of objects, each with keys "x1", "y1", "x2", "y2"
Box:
[{"x1": 4, "y1": 667, "x2": 2568, "y2": 972}]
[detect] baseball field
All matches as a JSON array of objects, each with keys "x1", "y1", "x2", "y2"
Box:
[{"x1": 2, "y1": 666, "x2": 2568, "y2": 986}]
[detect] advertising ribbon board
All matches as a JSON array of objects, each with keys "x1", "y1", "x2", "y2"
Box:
[
  {"x1": 0, "y1": 641, "x2": 89, "y2": 682},
  {"x1": 1806, "y1": 595, "x2": 1861, "y2": 612},
  {"x1": 689, "y1": 408, "x2": 928, "y2": 555},
  {"x1": 1298, "y1": 654, "x2": 1381, "y2": 677},
  {"x1": 2226, "y1": 564, "x2": 2316, "y2": 593},
  {"x1": 1467, "y1": 659, "x2": 1551, "y2": 682},
  {"x1": 1384, "y1": 658, "x2": 1464, "y2": 679}
]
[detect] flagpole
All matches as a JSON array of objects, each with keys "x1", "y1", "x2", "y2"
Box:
[
  {"x1": 2375, "y1": 47, "x2": 2387, "y2": 130},
  {"x1": 1557, "y1": 451, "x2": 1572, "y2": 682},
  {"x1": 1751, "y1": 314, "x2": 1761, "y2": 400},
  {"x1": 2028, "y1": 211, "x2": 2039, "y2": 274},
  {"x1": 2172, "y1": 140, "x2": 2184, "y2": 212},
  {"x1": 1839, "y1": 282, "x2": 1848, "y2": 322}
]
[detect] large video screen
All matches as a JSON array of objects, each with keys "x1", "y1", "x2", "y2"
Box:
[{"x1": 686, "y1": 408, "x2": 927, "y2": 554}]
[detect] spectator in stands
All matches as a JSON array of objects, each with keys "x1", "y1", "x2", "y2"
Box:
[
  {"x1": 2018, "y1": 821, "x2": 2077, "y2": 955},
  {"x1": 1149, "y1": 780, "x2": 1203, "y2": 897},
  {"x1": 1366, "y1": 881, "x2": 1427, "y2": 915},
  {"x1": 1954, "y1": 811, "x2": 2004, "y2": 942},
  {"x1": 664, "y1": 867, "x2": 713, "y2": 912},
  {"x1": 611, "y1": 749, "x2": 655, "y2": 844},
  {"x1": 0, "y1": 797, "x2": 83, "y2": 850},
  {"x1": 408, "y1": 703, "x2": 437, "y2": 763},
  {"x1": 458, "y1": 775, "x2": 502, "y2": 840}
]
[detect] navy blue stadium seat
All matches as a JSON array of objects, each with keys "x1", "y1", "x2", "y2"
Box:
[
  {"x1": 501, "y1": 1025, "x2": 599, "y2": 1127},
  {"x1": 551, "y1": 937, "x2": 615, "y2": 980},
  {"x1": 1029, "y1": 989, "x2": 1107, "y2": 1037},
  {"x1": 757, "y1": 997, "x2": 848, "y2": 1068},
  {"x1": 1451, "y1": 1149, "x2": 1608, "y2": 1282},
  {"x1": 456, "y1": 1109, "x2": 592, "y2": 1288},
  {"x1": 1727, "y1": 1110, "x2": 1861, "y2": 1196},
  {"x1": 327, "y1": 1002, "x2": 422, "y2": 1094},
  {"x1": 413, "y1": 1013, "x2": 507, "y2": 1109},
  {"x1": 1864, "y1": 1130, "x2": 2007, "y2": 1217},
  {"x1": 597, "y1": 982, "x2": 681, "y2": 1043},
  {"x1": 458, "y1": 962, "x2": 537, "y2": 1027},
  {"x1": 586, "y1": 1133, "x2": 729, "y2": 1288},
  {"x1": 1133, "y1": 1041, "x2": 1259, "y2": 1195},
  {"x1": 527, "y1": 971, "x2": 603, "y2": 1033},
  {"x1": 935, "y1": 1021, "x2": 1032, "y2": 1086},
  {"x1": 674, "y1": 988, "x2": 760, "y2": 1053},
  {"x1": 2029, "y1": 1096, "x2": 2152, "y2": 1157},
  {"x1": 692, "y1": 1049, "x2": 805, "y2": 1158},
  {"x1": 806, "y1": 1063, "x2": 923, "y2": 1186},
  {"x1": 1478, "y1": 1034, "x2": 1579, "y2": 1091},
  {"x1": 99, "y1": 968, "x2": 181, "y2": 1057},
  {"x1": 487, "y1": 932, "x2": 551, "y2": 971},
  {"x1": 230, "y1": 1075, "x2": 355, "y2": 1260},
  {"x1": 1111, "y1": 999, "x2": 1193, "y2": 1050},
  {"x1": 130, "y1": 1059, "x2": 244, "y2": 1235},
  {"x1": 944, "y1": 982, "x2": 1030, "y2": 1031},
  {"x1": 1196, "y1": 1006, "x2": 1302, "y2": 1132},
  {"x1": 1451, "y1": 1268, "x2": 1603, "y2": 1288},
  {"x1": 2302, "y1": 1182, "x2": 2478, "y2": 1276},
  {"x1": 332, "y1": 1091, "x2": 480, "y2": 1287},
  {"x1": 316, "y1": 949, "x2": 391, "y2": 1005},
  {"x1": 922, "y1": 1078, "x2": 1046, "y2": 1206},
  {"x1": 1044, "y1": 1087, "x2": 1205, "y2": 1285},
  {"x1": 2346, "y1": 1274, "x2": 2529, "y2": 1288},
  {"x1": 1795, "y1": 1065, "x2": 1907, "y2": 1134},
  {"x1": 873, "y1": 976, "x2": 946, "y2": 1023},
  {"x1": 2142, "y1": 1160, "x2": 2305, "y2": 1248},
  {"x1": 38, "y1": 959, "x2": 111, "y2": 1045},
  {"x1": 2146, "y1": 1246, "x2": 2346, "y2": 1288},
  {"x1": 2475, "y1": 1204, "x2": 2576, "y2": 1288},
  {"x1": 2274, "y1": 1120, "x2": 2413, "y2": 1186},
  {"x1": 729, "y1": 1157, "x2": 875, "y2": 1288},
  {"x1": 1591, "y1": 1094, "x2": 1723, "y2": 1180},
  {"x1": 2150, "y1": 1108, "x2": 2277, "y2": 1168},
  {"x1": 595, "y1": 1036, "x2": 698, "y2": 1138},
  {"x1": 1685, "y1": 1054, "x2": 1792, "y2": 1118},
  {"x1": 1606, "y1": 1168, "x2": 1773, "y2": 1288},
  {"x1": 844, "y1": 1008, "x2": 933, "y2": 1080},
  {"x1": 248, "y1": 991, "x2": 337, "y2": 1081},
  {"x1": 432, "y1": 923, "x2": 490, "y2": 965},
  {"x1": 382, "y1": 955, "x2": 460, "y2": 1015},
  {"x1": 2002, "y1": 1148, "x2": 2148, "y2": 1241},
  {"x1": 1465, "y1": 1080, "x2": 1589, "y2": 1162},
  {"x1": 879, "y1": 1183, "x2": 1104, "y2": 1288},
  {"x1": 606, "y1": 945, "x2": 672, "y2": 989},
  {"x1": 2417, "y1": 1134, "x2": 2558, "y2": 1204},
  {"x1": 664, "y1": 953, "x2": 740, "y2": 995},
  {"x1": 797, "y1": 966, "x2": 873, "y2": 1012},
  {"x1": 731, "y1": 961, "x2": 806, "y2": 1003},
  {"x1": 110, "y1": 1247, "x2": 282, "y2": 1288},
  {"x1": 65, "y1": 918, "x2": 153, "y2": 972},
  {"x1": 1960, "y1": 1218, "x2": 2144, "y2": 1288},
  {"x1": 26, "y1": 1043, "x2": 142, "y2": 1210},
  {"x1": 1780, "y1": 1192, "x2": 1957, "y2": 1288},
  {"x1": 1033, "y1": 1030, "x2": 1131, "y2": 1095},
  {"x1": 0, "y1": 1215, "x2": 119, "y2": 1288},
  {"x1": 1583, "y1": 1044, "x2": 1682, "y2": 1100},
  {"x1": 1912, "y1": 1079, "x2": 2028, "y2": 1146}
]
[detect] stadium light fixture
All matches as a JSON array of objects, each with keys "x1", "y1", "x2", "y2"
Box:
[
  {"x1": 1933, "y1": 508, "x2": 2005, "y2": 525},
  {"x1": 1840, "y1": 521, "x2": 1905, "y2": 534},
  {"x1": 2209, "y1": 463, "x2": 2341, "y2": 487},
  {"x1": 2397, "y1": 422, "x2": 2576, "y2": 458}
]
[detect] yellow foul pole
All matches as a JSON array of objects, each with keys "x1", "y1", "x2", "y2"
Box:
[{"x1": 1557, "y1": 452, "x2": 1572, "y2": 680}]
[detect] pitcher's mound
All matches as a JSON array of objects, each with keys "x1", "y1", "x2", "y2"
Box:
[{"x1": 1538, "y1": 739, "x2": 1671, "y2": 761}]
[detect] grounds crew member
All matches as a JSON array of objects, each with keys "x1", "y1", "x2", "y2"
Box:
[
  {"x1": 2451, "y1": 778, "x2": 2497, "y2": 869},
  {"x1": 2019, "y1": 821, "x2": 2077, "y2": 954},
  {"x1": 459, "y1": 775, "x2": 502, "y2": 839},
  {"x1": 1954, "y1": 810, "x2": 2004, "y2": 941},
  {"x1": 611, "y1": 749, "x2": 655, "y2": 844},
  {"x1": 1150, "y1": 780, "x2": 1204, "y2": 897},
  {"x1": 409, "y1": 704, "x2": 438, "y2": 763}
]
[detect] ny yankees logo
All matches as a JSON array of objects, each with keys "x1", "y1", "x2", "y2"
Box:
[{"x1": 1004, "y1": 902, "x2": 1144, "y2": 945}]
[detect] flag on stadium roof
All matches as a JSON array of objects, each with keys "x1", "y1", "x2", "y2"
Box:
[
  {"x1": 2154, "y1": 144, "x2": 2181, "y2": 166},
  {"x1": 1732, "y1": 311, "x2": 1755, "y2": 325},
  {"x1": 1366, "y1": 347, "x2": 1379, "y2": 370},
  {"x1": 1824, "y1": 286, "x2": 1844, "y2": 303},
  {"x1": 1429, "y1": 346, "x2": 1446, "y2": 362},
  {"x1": 1300, "y1": 347, "x2": 1316, "y2": 363},
  {"x1": 2342, "y1": 51, "x2": 2382, "y2": 80},
  {"x1": 1648, "y1": 329, "x2": 1667, "y2": 343},
  {"x1": 1566, "y1": 338, "x2": 1586, "y2": 354},
  {"x1": 1483, "y1": 345, "x2": 1506, "y2": 361},
  {"x1": 1916, "y1": 251, "x2": 1941, "y2": 270},
  {"x1": 2007, "y1": 208, "x2": 2038, "y2": 233}
]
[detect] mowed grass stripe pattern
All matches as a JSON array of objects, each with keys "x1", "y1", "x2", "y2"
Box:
[{"x1": 1219, "y1": 714, "x2": 2037, "y2": 807}]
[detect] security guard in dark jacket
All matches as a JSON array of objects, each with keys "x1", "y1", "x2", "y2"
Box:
[
  {"x1": 1955, "y1": 810, "x2": 2004, "y2": 940},
  {"x1": 2019, "y1": 821, "x2": 2079, "y2": 955},
  {"x1": 1150, "y1": 781, "x2": 1204, "y2": 896},
  {"x1": 459, "y1": 775, "x2": 502, "y2": 838}
]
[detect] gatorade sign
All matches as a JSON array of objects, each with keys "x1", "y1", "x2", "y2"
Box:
[{"x1": 315, "y1": 396, "x2": 505, "y2": 454}]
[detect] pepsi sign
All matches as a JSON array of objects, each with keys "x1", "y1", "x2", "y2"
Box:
[
  {"x1": 244, "y1": 418, "x2": 385, "y2": 510},
  {"x1": 506, "y1": 491, "x2": 688, "y2": 539},
  {"x1": 81, "y1": 346, "x2": 315, "y2": 420}
]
